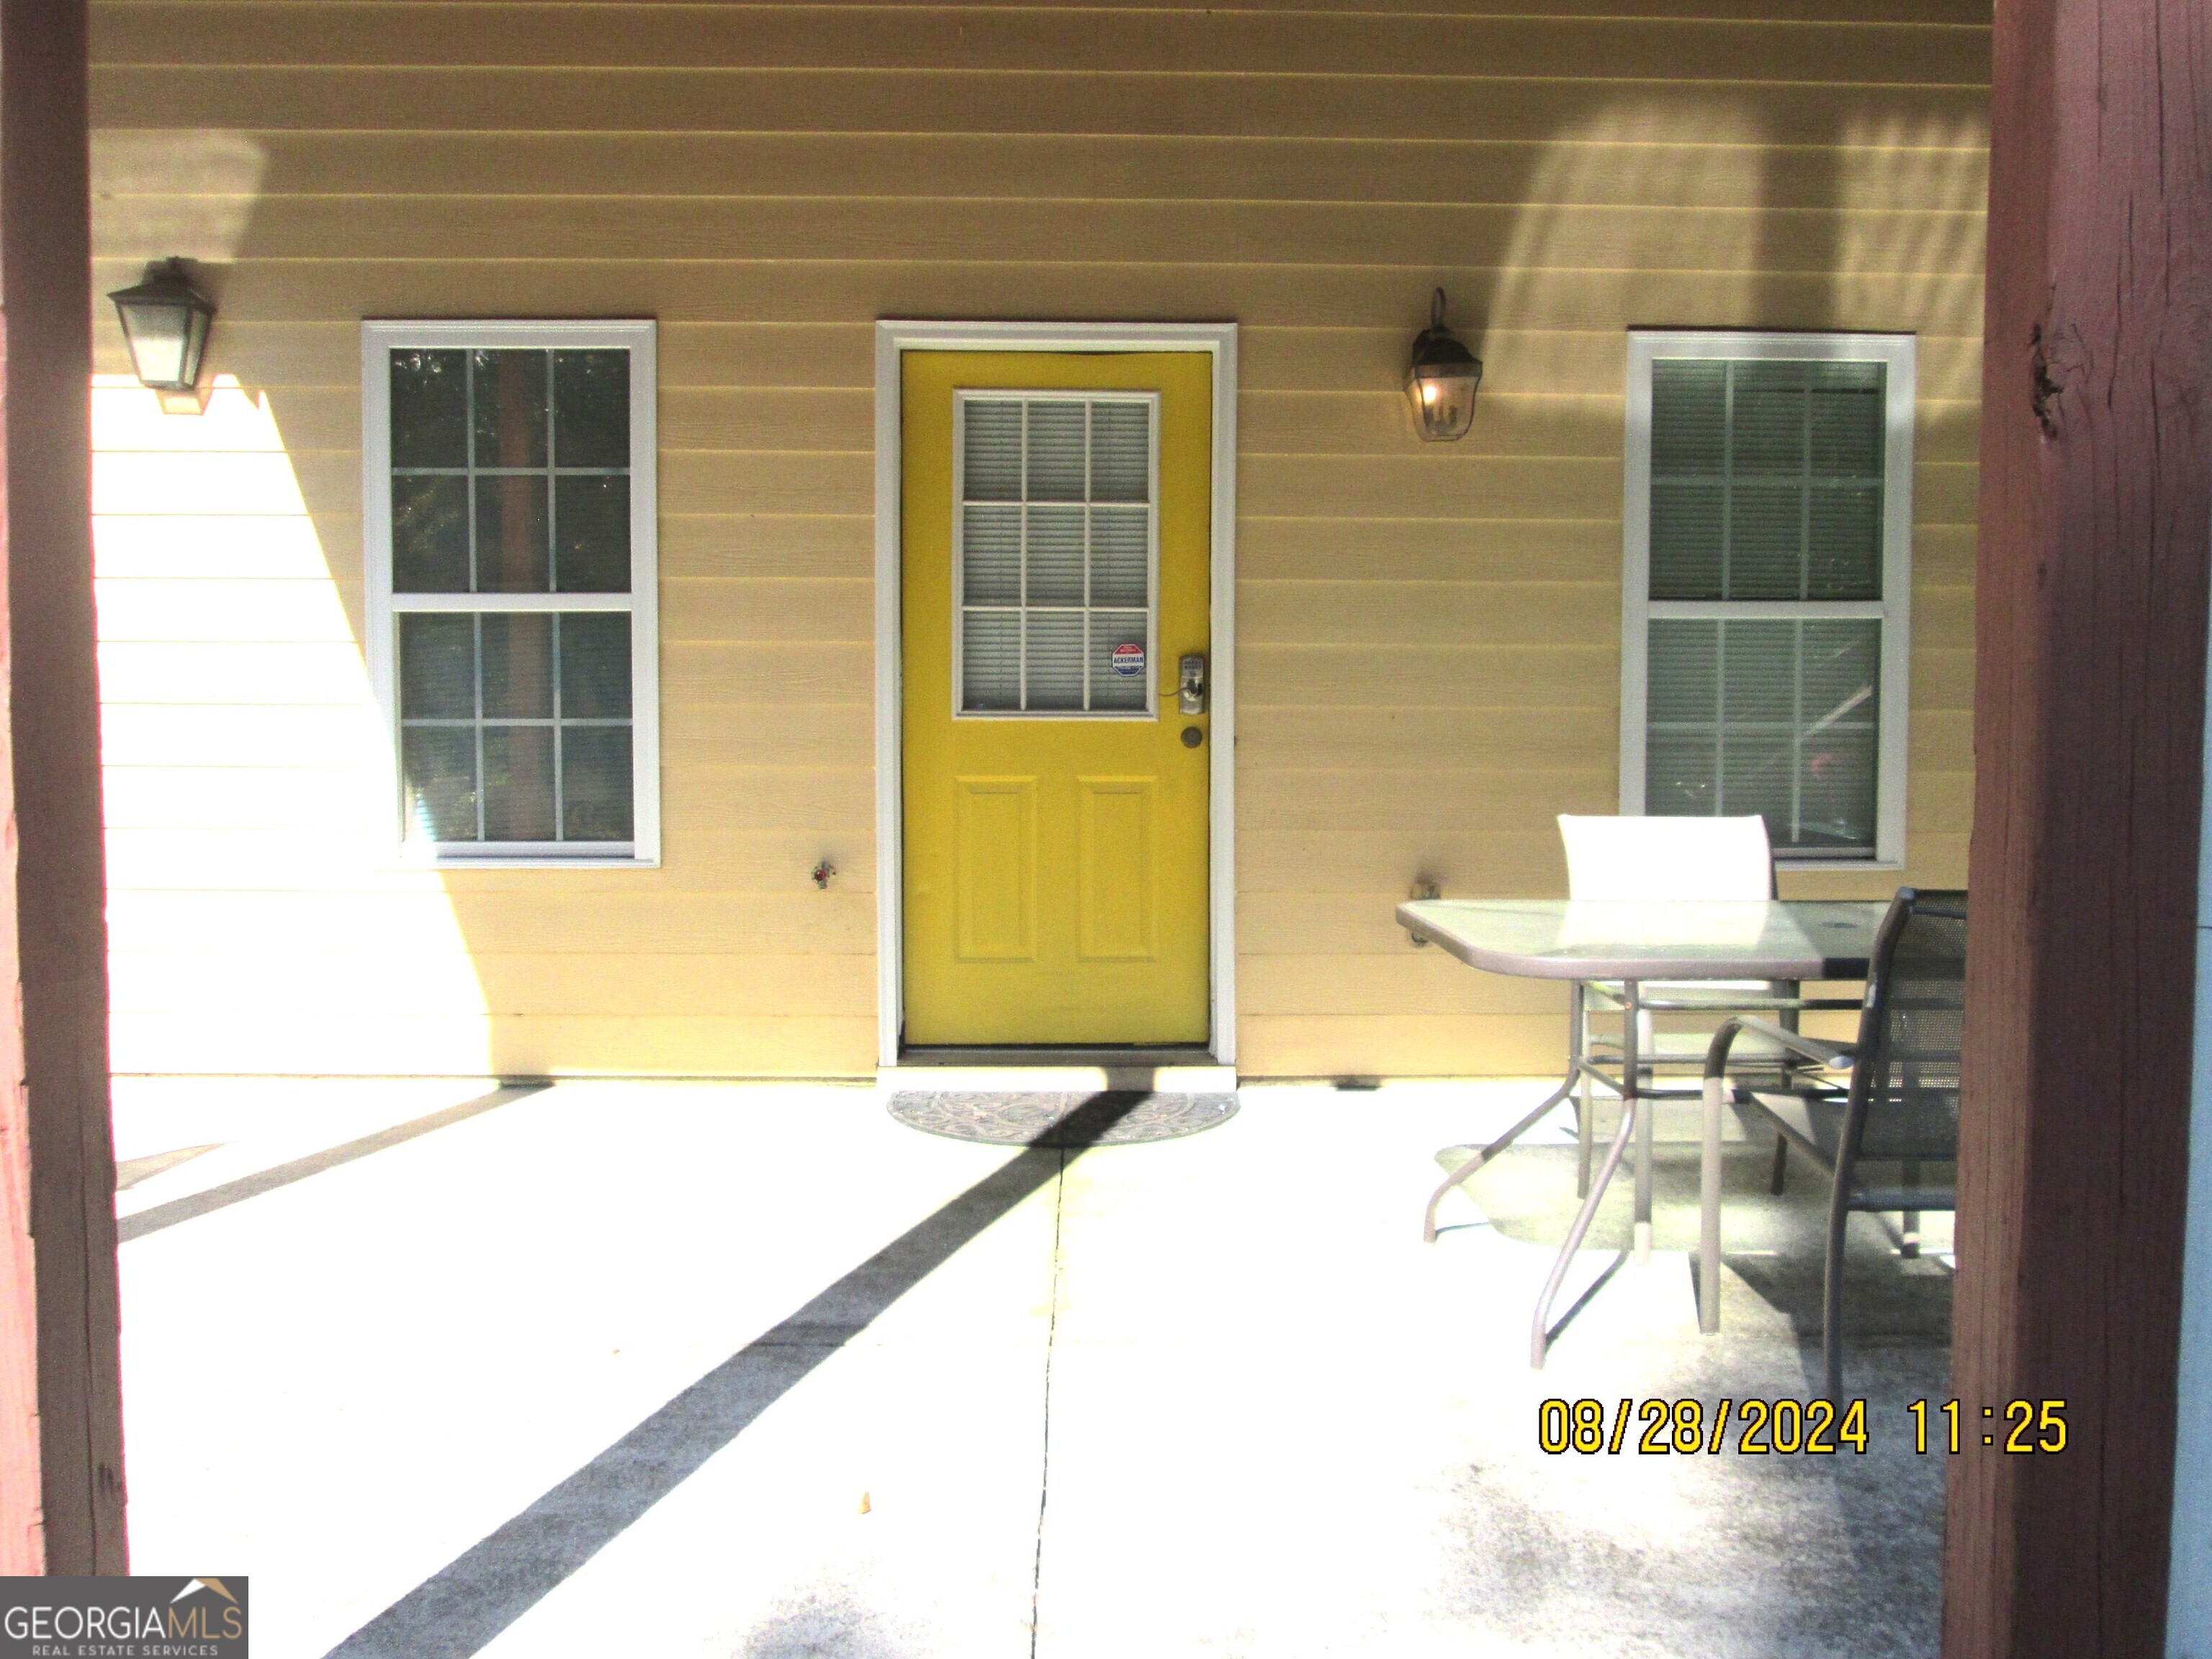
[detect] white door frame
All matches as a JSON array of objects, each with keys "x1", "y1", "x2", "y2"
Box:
[{"x1": 873, "y1": 320, "x2": 1239, "y2": 1066}]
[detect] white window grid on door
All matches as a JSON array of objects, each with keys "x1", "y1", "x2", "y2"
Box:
[
  {"x1": 362, "y1": 318, "x2": 660, "y2": 867},
  {"x1": 950, "y1": 389, "x2": 1160, "y2": 719},
  {"x1": 1619, "y1": 330, "x2": 1915, "y2": 868}
]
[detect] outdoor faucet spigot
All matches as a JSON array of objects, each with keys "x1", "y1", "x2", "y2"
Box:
[{"x1": 1406, "y1": 878, "x2": 1442, "y2": 946}]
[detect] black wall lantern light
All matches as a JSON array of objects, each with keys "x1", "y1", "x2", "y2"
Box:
[
  {"x1": 1405, "y1": 287, "x2": 1482, "y2": 441},
  {"x1": 107, "y1": 258, "x2": 216, "y2": 395}
]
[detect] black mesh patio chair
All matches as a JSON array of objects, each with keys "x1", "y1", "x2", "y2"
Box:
[{"x1": 1701, "y1": 887, "x2": 1966, "y2": 1400}]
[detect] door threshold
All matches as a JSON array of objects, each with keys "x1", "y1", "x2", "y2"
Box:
[
  {"x1": 899, "y1": 1046, "x2": 1217, "y2": 1067},
  {"x1": 882, "y1": 1047, "x2": 1232, "y2": 1095}
]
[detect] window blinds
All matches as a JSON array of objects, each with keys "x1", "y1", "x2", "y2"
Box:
[
  {"x1": 957, "y1": 395, "x2": 1155, "y2": 715},
  {"x1": 1644, "y1": 359, "x2": 1887, "y2": 855}
]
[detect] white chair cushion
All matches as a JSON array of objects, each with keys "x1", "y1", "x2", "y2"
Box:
[{"x1": 1557, "y1": 814, "x2": 1774, "y2": 901}]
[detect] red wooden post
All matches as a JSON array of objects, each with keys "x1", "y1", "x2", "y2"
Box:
[
  {"x1": 0, "y1": 0, "x2": 126, "y2": 1573},
  {"x1": 1948, "y1": 0, "x2": 2212, "y2": 1651}
]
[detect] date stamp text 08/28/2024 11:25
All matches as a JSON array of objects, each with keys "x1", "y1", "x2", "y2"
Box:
[{"x1": 1535, "y1": 1398, "x2": 2069, "y2": 1457}]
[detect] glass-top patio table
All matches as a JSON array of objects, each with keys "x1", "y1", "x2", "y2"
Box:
[{"x1": 1395, "y1": 898, "x2": 1890, "y2": 1365}]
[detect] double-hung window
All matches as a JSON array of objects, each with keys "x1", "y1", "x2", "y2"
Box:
[
  {"x1": 364, "y1": 321, "x2": 658, "y2": 865},
  {"x1": 1621, "y1": 331, "x2": 1914, "y2": 865}
]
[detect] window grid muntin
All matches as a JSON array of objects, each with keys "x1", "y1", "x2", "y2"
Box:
[
  {"x1": 1646, "y1": 361, "x2": 1884, "y2": 853},
  {"x1": 390, "y1": 349, "x2": 631, "y2": 598},
  {"x1": 953, "y1": 390, "x2": 1159, "y2": 719},
  {"x1": 374, "y1": 325, "x2": 653, "y2": 863},
  {"x1": 1645, "y1": 616, "x2": 1881, "y2": 852},
  {"x1": 1624, "y1": 333, "x2": 1912, "y2": 866},
  {"x1": 1648, "y1": 359, "x2": 1886, "y2": 605},
  {"x1": 397, "y1": 611, "x2": 634, "y2": 845}
]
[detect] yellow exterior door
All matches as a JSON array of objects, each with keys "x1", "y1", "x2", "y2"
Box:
[{"x1": 902, "y1": 351, "x2": 1212, "y2": 1046}]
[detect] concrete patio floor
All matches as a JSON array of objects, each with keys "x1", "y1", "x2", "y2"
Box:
[{"x1": 111, "y1": 1076, "x2": 1951, "y2": 1659}]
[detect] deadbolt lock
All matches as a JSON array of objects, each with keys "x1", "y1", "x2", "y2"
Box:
[{"x1": 1179, "y1": 653, "x2": 1208, "y2": 715}]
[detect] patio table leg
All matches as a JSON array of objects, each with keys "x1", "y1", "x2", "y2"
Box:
[
  {"x1": 1532, "y1": 1088, "x2": 1640, "y2": 1367},
  {"x1": 1573, "y1": 981, "x2": 1595, "y2": 1198},
  {"x1": 1423, "y1": 1065, "x2": 1583, "y2": 1244},
  {"x1": 1627, "y1": 980, "x2": 1653, "y2": 1264},
  {"x1": 1699, "y1": 1071, "x2": 1725, "y2": 1333}
]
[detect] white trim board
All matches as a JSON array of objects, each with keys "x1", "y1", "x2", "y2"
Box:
[
  {"x1": 873, "y1": 320, "x2": 1240, "y2": 1068},
  {"x1": 1619, "y1": 329, "x2": 1916, "y2": 871}
]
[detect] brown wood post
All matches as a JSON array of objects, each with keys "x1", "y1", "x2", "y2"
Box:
[
  {"x1": 1948, "y1": 0, "x2": 2212, "y2": 1651},
  {"x1": 0, "y1": 0, "x2": 126, "y2": 1573}
]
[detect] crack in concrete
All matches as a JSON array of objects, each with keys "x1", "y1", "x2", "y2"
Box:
[{"x1": 1028, "y1": 1147, "x2": 1071, "y2": 1659}]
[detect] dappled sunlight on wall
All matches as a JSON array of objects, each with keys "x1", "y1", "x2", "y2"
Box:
[
  {"x1": 1465, "y1": 97, "x2": 1984, "y2": 916},
  {"x1": 1483, "y1": 100, "x2": 1773, "y2": 348},
  {"x1": 92, "y1": 374, "x2": 495, "y2": 1075},
  {"x1": 1835, "y1": 113, "x2": 1990, "y2": 408},
  {"x1": 1810, "y1": 112, "x2": 1988, "y2": 899}
]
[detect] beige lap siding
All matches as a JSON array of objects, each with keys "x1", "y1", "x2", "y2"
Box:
[{"x1": 86, "y1": 0, "x2": 1987, "y2": 1078}]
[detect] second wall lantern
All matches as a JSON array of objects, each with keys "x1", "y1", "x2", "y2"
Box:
[
  {"x1": 108, "y1": 258, "x2": 216, "y2": 394},
  {"x1": 1405, "y1": 287, "x2": 1482, "y2": 441}
]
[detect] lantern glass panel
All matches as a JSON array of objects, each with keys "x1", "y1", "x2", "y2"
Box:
[
  {"x1": 1408, "y1": 366, "x2": 1478, "y2": 441},
  {"x1": 109, "y1": 261, "x2": 217, "y2": 392},
  {"x1": 120, "y1": 303, "x2": 194, "y2": 390}
]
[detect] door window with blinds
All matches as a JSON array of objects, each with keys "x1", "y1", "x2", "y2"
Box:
[
  {"x1": 1621, "y1": 333, "x2": 1914, "y2": 864},
  {"x1": 363, "y1": 321, "x2": 659, "y2": 864},
  {"x1": 953, "y1": 391, "x2": 1157, "y2": 717}
]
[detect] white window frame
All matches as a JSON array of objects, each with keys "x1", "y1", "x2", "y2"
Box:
[
  {"x1": 950, "y1": 388, "x2": 1161, "y2": 721},
  {"x1": 1619, "y1": 330, "x2": 1915, "y2": 870},
  {"x1": 363, "y1": 318, "x2": 660, "y2": 868}
]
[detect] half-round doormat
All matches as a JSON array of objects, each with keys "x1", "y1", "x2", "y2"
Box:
[{"x1": 888, "y1": 1089, "x2": 1238, "y2": 1147}]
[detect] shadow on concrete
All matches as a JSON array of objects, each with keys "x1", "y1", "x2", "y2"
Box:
[
  {"x1": 118, "y1": 1082, "x2": 550, "y2": 1244},
  {"x1": 323, "y1": 1089, "x2": 1147, "y2": 1659}
]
